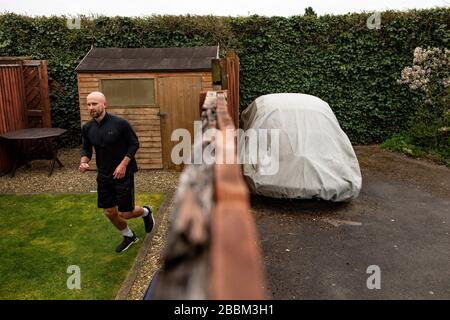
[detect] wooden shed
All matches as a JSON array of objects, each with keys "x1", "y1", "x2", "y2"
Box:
[{"x1": 76, "y1": 46, "x2": 217, "y2": 169}]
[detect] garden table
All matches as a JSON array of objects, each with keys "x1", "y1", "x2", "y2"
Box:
[{"x1": 0, "y1": 127, "x2": 67, "y2": 177}]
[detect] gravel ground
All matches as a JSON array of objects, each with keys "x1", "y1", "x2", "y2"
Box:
[
  {"x1": 0, "y1": 148, "x2": 179, "y2": 300},
  {"x1": 0, "y1": 148, "x2": 180, "y2": 194}
]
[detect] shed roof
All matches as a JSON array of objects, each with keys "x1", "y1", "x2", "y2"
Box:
[{"x1": 76, "y1": 46, "x2": 219, "y2": 72}]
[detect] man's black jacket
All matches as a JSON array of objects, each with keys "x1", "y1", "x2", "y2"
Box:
[{"x1": 80, "y1": 112, "x2": 139, "y2": 177}]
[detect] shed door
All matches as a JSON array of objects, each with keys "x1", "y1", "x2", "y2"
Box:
[{"x1": 157, "y1": 76, "x2": 202, "y2": 169}]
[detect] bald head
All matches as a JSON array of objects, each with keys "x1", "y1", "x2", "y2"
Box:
[
  {"x1": 87, "y1": 91, "x2": 106, "y2": 103},
  {"x1": 87, "y1": 91, "x2": 107, "y2": 121}
]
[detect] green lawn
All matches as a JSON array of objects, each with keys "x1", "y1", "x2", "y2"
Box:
[{"x1": 0, "y1": 193, "x2": 164, "y2": 300}]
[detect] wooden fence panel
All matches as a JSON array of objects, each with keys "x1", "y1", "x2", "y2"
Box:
[
  {"x1": 226, "y1": 50, "x2": 240, "y2": 129},
  {"x1": 0, "y1": 64, "x2": 27, "y2": 174},
  {"x1": 0, "y1": 59, "x2": 52, "y2": 174},
  {"x1": 23, "y1": 60, "x2": 52, "y2": 128}
]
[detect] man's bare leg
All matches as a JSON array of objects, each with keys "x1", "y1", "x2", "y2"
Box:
[
  {"x1": 105, "y1": 206, "x2": 139, "y2": 253},
  {"x1": 118, "y1": 206, "x2": 145, "y2": 220},
  {"x1": 104, "y1": 207, "x2": 128, "y2": 231},
  {"x1": 119, "y1": 206, "x2": 154, "y2": 233}
]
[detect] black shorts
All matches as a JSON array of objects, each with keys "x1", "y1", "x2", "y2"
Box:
[{"x1": 97, "y1": 173, "x2": 135, "y2": 212}]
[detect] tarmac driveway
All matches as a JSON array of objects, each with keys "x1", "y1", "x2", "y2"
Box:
[{"x1": 252, "y1": 145, "x2": 450, "y2": 299}]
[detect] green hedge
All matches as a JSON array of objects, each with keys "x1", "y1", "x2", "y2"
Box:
[{"x1": 0, "y1": 9, "x2": 448, "y2": 146}]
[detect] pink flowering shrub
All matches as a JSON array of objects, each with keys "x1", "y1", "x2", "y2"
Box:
[
  {"x1": 399, "y1": 47, "x2": 450, "y2": 92},
  {"x1": 399, "y1": 47, "x2": 449, "y2": 127},
  {"x1": 383, "y1": 47, "x2": 450, "y2": 166}
]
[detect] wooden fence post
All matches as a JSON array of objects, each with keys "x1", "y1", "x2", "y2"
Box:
[{"x1": 152, "y1": 91, "x2": 267, "y2": 300}]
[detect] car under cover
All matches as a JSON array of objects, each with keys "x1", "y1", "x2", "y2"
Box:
[{"x1": 238, "y1": 93, "x2": 362, "y2": 202}]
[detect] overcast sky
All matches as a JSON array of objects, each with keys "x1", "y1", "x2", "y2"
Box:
[{"x1": 0, "y1": 0, "x2": 448, "y2": 17}]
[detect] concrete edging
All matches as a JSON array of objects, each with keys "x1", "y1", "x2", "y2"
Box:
[{"x1": 115, "y1": 191, "x2": 174, "y2": 300}]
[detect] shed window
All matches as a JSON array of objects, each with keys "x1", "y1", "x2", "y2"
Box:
[{"x1": 101, "y1": 78, "x2": 155, "y2": 106}]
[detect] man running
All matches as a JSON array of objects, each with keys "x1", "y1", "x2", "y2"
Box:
[{"x1": 79, "y1": 91, "x2": 154, "y2": 253}]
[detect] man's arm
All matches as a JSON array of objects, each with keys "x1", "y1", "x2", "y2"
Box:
[
  {"x1": 113, "y1": 156, "x2": 131, "y2": 179},
  {"x1": 79, "y1": 126, "x2": 92, "y2": 173},
  {"x1": 113, "y1": 121, "x2": 139, "y2": 179},
  {"x1": 124, "y1": 121, "x2": 139, "y2": 160}
]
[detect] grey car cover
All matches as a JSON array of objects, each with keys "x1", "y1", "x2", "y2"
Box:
[{"x1": 238, "y1": 93, "x2": 362, "y2": 201}]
